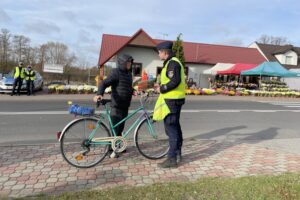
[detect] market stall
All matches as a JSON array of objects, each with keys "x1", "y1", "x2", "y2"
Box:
[
  {"x1": 215, "y1": 63, "x2": 258, "y2": 89},
  {"x1": 203, "y1": 63, "x2": 235, "y2": 75},
  {"x1": 240, "y1": 62, "x2": 300, "y2": 97},
  {"x1": 241, "y1": 61, "x2": 298, "y2": 77}
]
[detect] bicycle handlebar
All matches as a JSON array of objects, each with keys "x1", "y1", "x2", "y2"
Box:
[
  {"x1": 96, "y1": 99, "x2": 112, "y2": 108},
  {"x1": 96, "y1": 92, "x2": 151, "y2": 108}
]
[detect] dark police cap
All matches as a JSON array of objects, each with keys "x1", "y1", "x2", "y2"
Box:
[{"x1": 156, "y1": 41, "x2": 173, "y2": 51}]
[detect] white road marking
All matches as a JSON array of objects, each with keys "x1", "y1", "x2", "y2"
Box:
[
  {"x1": 257, "y1": 101, "x2": 300, "y2": 109},
  {"x1": 0, "y1": 109, "x2": 299, "y2": 115}
]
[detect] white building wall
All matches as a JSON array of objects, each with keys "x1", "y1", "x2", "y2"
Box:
[
  {"x1": 116, "y1": 46, "x2": 212, "y2": 88},
  {"x1": 187, "y1": 64, "x2": 213, "y2": 88},
  {"x1": 275, "y1": 51, "x2": 298, "y2": 66},
  {"x1": 275, "y1": 54, "x2": 285, "y2": 64},
  {"x1": 118, "y1": 46, "x2": 163, "y2": 78}
]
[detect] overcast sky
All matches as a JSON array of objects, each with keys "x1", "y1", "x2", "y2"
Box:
[{"x1": 1, "y1": 0, "x2": 300, "y2": 66}]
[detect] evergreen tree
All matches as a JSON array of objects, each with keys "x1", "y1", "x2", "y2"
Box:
[{"x1": 172, "y1": 33, "x2": 185, "y2": 65}]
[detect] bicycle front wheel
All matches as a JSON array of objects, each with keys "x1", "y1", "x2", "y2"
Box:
[
  {"x1": 135, "y1": 115, "x2": 169, "y2": 159},
  {"x1": 60, "y1": 117, "x2": 111, "y2": 168}
]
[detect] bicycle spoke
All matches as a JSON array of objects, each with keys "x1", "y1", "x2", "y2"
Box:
[
  {"x1": 60, "y1": 117, "x2": 111, "y2": 168},
  {"x1": 135, "y1": 116, "x2": 169, "y2": 159}
]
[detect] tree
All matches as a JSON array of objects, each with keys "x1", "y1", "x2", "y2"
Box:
[
  {"x1": 0, "y1": 28, "x2": 89, "y2": 84},
  {"x1": 256, "y1": 35, "x2": 290, "y2": 45},
  {"x1": 12, "y1": 35, "x2": 31, "y2": 63},
  {"x1": 172, "y1": 33, "x2": 185, "y2": 65},
  {"x1": 0, "y1": 28, "x2": 12, "y2": 72}
]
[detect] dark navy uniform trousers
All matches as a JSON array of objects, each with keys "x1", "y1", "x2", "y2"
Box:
[{"x1": 164, "y1": 100, "x2": 184, "y2": 158}]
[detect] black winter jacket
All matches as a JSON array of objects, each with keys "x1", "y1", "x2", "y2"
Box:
[{"x1": 98, "y1": 66, "x2": 133, "y2": 109}]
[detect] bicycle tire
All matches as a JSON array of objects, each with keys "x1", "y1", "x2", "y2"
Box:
[
  {"x1": 134, "y1": 115, "x2": 169, "y2": 159},
  {"x1": 60, "y1": 117, "x2": 111, "y2": 168}
]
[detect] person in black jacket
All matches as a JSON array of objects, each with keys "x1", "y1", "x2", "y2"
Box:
[{"x1": 93, "y1": 54, "x2": 134, "y2": 157}]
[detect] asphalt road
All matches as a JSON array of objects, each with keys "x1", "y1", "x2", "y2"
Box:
[{"x1": 1, "y1": 95, "x2": 300, "y2": 154}]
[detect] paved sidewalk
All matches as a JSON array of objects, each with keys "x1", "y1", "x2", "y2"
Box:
[{"x1": 1, "y1": 139, "x2": 300, "y2": 198}]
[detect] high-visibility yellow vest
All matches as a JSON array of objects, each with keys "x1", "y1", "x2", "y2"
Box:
[
  {"x1": 14, "y1": 67, "x2": 25, "y2": 79},
  {"x1": 160, "y1": 57, "x2": 186, "y2": 99},
  {"x1": 153, "y1": 94, "x2": 170, "y2": 121},
  {"x1": 25, "y1": 70, "x2": 36, "y2": 81},
  {"x1": 153, "y1": 57, "x2": 186, "y2": 121}
]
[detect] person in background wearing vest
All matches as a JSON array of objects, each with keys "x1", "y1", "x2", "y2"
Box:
[
  {"x1": 93, "y1": 54, "x2": 134, "y2": 158},
  {"x1": 25, "y1": 65, "x2": 36, "y2": 96},
  {"x1": 11, "y1": 62, "x2": 25, "y2": 96},
  {"x1": 154, "y1": 41, "x2": 186, "y2": 168}
]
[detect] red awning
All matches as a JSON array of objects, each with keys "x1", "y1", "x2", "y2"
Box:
[{"x1": 217, "y1": 63, "x2": 258, "y2": 75}]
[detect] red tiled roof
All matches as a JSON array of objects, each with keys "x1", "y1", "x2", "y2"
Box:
[
  {"x1": 98, "y1": 29, "x2": 157, "y2": 66},
  {"x1": 98, "y1": 29, "x2": 266, "y2": 66}
]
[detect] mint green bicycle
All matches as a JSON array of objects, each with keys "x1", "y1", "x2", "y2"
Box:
[{"x1": 58, "y1": 94, "x2": 169, "y2": 168}]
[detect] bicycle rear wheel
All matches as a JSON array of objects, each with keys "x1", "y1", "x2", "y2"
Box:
[
  {"x1": 60, "y1": 117, "x2": 111, "y2": 168},
  {"x1": 135, "y1": 115, "x2": 169, "y2": 159}
]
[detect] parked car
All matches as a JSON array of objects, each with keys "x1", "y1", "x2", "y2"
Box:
[{"x1": 0, "y1": 69, "x2": 44, "y2": 93}]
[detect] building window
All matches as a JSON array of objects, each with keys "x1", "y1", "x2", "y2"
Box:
[
  {"x1": 132, "y1": 63, "x2": 142, "y2": 77},
  {"x1": 286, "y1": 56, "x2": 293, "y2": 65}
]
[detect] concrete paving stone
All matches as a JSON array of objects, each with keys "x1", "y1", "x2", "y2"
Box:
[
  {"x1": 67, "y1": 169, "x2": 78, "y2": 174},
  {"x1": 34, "y1": 165, "x2": 45, "y2": 170},
  {"x1": 37, "y1": 174, "x2": 49, "y2": 180},
  {"x1": 46, "y1": 178, "x2": 58, "y2": 183},
  {"x1": 41, "y1": 168, "x2": 52, "y2": 172},
  {"x1": 11, "y1": 184, "x2": 25, "y2": 190},
  {"x1": 9, "y1": 172, "x2": 22, "y2": 178},
  {"x1": 57, "y1": 173, "x2": 68, "y2": 178},
  {"x1": 131, "y1": 175, "x2": 142, "y2": 180},
  {"x1": 26, "y1": 163, "x2": 37, "y2": 167},
  {"x1": 33, "y1": 182, "x2": 47, "y2": 189},
  {"x1": 75, "y1": 180, "x2": 88, "y2": 185},
  {"x1": 4, "y1": 180, "x2": 17, "y2": 186},
  {"x1": 0, "y1": 177, "x2": 9, "y2": 182},
  {"x1": 48, "y1": 170, "x2": 60, "y2": 175}
]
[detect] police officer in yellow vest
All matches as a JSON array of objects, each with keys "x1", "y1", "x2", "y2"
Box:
[
  {"x1": 25, "y1": 65, "x2": 36, "y2": 96},
  {"x1": 11, "y1": 62, "x2": 25, "y2": 96},
  {"x1": 154, "y1": 41, "x2": 186, "y2": 168}
]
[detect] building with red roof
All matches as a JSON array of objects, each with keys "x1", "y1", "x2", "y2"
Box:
[{"x1": 98, "y1": 29, "x2": 266, "y2": 87}]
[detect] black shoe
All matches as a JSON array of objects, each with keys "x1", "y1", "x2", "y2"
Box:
[
  {"x1": 10, "y1": 93, "x2": 14, "y2": 96},
  {"x1": 158, "y1": 157, "x2": 177, "y2": 168}
]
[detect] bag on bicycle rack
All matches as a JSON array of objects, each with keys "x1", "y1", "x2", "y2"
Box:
[{"x1": 68, "y1": 104, "x2": 95, "y2": 116}]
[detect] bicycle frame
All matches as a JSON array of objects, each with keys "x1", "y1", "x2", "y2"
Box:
[{"x1": 88, "y1": 104, "x2": 153, "y2": 145}]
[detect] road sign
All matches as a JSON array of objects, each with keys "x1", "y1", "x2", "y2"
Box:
[{"x1": 43, "y1": 64, "x2": 64, "y2": 74}]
